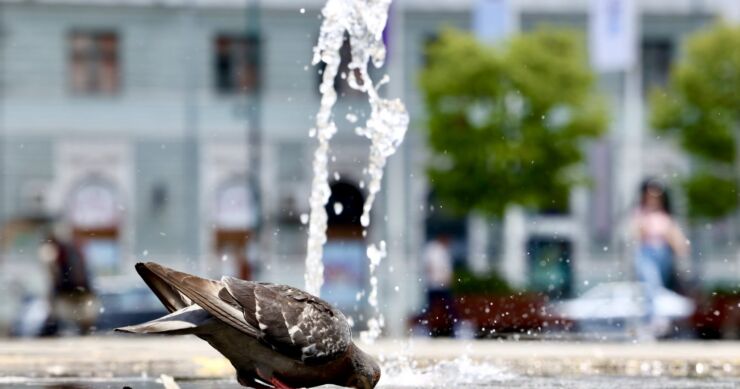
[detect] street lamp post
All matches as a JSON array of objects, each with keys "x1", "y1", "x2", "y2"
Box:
[
  {"x1": 246, "y1": 0, "x2": 263, "y2": 277},
  {"x1": 183, "y1": 0, "x2": 201, "y2": 272},
  {"x1": 0, "y1": 3, "x2": 6, "y2": 258}
]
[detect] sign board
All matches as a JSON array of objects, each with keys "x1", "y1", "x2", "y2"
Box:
[
  {"x1": 321, "y1": 240, "x2": 367, "y2": 316},
  {"x1": 589, "y1": 0, "x2": 638, "y2": 72},
  {"x1": 473, "y1": 0, "x2": 511, "y2": 44}
]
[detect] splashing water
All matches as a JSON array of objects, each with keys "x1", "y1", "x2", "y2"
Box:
[
  {"x1": 356, "y1": 75, "x2": 409, "y2": 230},
  {"x1": 305, "y1": 0, "x2": 409, "y2": 319},
  {"x1": 378, "y1": 355, "x2": 514, "y2": 387},
  {"x1": 360, "y1": 240, "x2": 386, "y2": 343},
  {"x1": 304, "y1": 0, "x2": 344, "y2": 296}
]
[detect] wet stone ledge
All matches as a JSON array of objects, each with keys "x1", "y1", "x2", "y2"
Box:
[{"x1": 1, "y1": 337, "x2": 740, "y2": 380}]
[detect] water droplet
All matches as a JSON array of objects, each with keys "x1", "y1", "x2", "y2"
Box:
[
  {"x1": 299, "y1": 7, "x2": 305, "y2": 14},
  {"x1": 300, "y1": 213, "x2": 309, "y2": 224},
  {"x1": 333, "y1": 202, "x2": 344, "y2": 215}
]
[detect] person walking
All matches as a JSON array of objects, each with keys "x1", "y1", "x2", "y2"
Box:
[
  {"x1": 39, "y1": 224, "x2": 99, "y2": 336},
  {"x1": 631, "y1": 179, "x2": 689, "y2": 338},
  {"x1": 422, "y1": 234, "x2": 456, "y2": 336}
]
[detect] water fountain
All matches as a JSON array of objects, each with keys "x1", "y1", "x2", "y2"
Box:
[{"x1": 304, "y1": 0, "x2": 409, "y2": 343}]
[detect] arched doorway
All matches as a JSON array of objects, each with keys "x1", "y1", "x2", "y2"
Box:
[
  {"x1": 325, "y1": 180, "x2": 364, "y2": 238},
  {"x1": 212, "y1": 178, "x2": 256, "y2": 279},
  {"x1": 66, "y1": 176, "x2": 122, "y2": 276},
  {"x1": 322, "y1": 180, "x2": 367, "y2": 318}
]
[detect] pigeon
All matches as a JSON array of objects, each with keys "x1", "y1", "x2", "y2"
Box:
[{"x1": 116, "y1": 262, "x2": 380, "y2": 389}]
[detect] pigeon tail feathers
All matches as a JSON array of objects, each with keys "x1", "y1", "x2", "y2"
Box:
[
  {"x1": 135, "y1": 262, "x2": 191, "y2": 313},
  {"x1": 115, "y1": 304, "x2": 211, "y2": 335}
]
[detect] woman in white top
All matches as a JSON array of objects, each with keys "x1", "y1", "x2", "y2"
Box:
[{"x1": 632, "y1": 180, "x2": 689, "y2": 336}]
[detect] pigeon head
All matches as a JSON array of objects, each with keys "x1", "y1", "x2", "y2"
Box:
[{"x1": 345, "y1": 343, "x2": 381, "y2": 389}]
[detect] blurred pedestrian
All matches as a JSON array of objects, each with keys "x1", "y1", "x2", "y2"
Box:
[
  {"x1": 422, "y1": 234, "x2": 456, "y2": 336},
  {"x1": 631, "y1": 180, "x2": 689, "y2": 338},
  {"x1": 39, "y1": 223, "x2": 99, "y2": 336}
]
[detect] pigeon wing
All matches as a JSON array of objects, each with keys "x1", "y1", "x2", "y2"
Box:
[
  {"x1": 138, "y1": 262, "x2": 261, "y2": 338},
  {"x1": 221, "y1": 277, "x2": 352, "y2": 365}
]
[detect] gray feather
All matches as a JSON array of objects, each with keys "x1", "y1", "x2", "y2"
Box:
[{"x1": 115, "y1": 304, "x2": 211, "y2": 335}]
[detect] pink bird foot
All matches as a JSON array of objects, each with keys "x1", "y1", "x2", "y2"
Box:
[{"x1": 269, "y1": 377, "x2": 297, "y2": 389}]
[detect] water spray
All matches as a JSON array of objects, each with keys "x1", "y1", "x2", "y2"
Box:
[{"x1": 305, "y1": 0, "x2": 409, "y2": 343}]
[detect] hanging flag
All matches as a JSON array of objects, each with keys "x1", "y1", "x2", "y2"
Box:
[
  {"x1": 473, "y1": 0, "x2": 511, "y2": 44},
  {"x1": 382, "y1": 2, "x2": 394, "y2": 62},
  {"x1": 589, "y1": 0, "x2": 638, "y2": 72}
]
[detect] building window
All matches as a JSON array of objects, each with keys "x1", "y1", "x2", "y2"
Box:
[
  {"x1": 421, "y1": 33, "x2": 440, "y2": 66},
  {"x1": 642, "y1": 38, "x2": 673, "y2": 95},
  {"x1": 69, "y1": 31, "x2": 119, "y2": 94},
  {"x1": 214, "y1": 35, "x2": 260, "y2": 94}
]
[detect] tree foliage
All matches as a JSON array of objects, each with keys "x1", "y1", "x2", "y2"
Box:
[
  {"x1": 651, "y1": 23, "x2": 740, "y2": 219},
  {"x1": 419, "y1": 28, "x2": 607, "y2": 217}
]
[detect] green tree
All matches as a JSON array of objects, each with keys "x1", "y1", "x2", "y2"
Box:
[
  {"x1": 419, "y1": 28, "x2": 607, "y2": 217},
  {"x1": 651, "y1": 23, "x2": 740, "y2": 219}
]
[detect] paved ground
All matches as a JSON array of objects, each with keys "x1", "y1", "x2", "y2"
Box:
[{"x1": 1, "y1": 336, "x2": 740, "y2": 380}]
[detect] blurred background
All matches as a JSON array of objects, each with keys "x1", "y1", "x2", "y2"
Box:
[{"x1": 0, "y1": 0, "x2": 738, "y2": 342}]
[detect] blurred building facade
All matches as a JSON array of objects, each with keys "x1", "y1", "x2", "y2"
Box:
[
  {"x1": 0, "y1": 0, "x2": 738, "y2": 335},
  {"x1": 497, "y1": 0, "x2": 740, "y2": 298}
]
